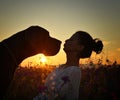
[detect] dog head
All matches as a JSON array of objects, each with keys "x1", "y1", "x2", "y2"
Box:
[{"x1": 25, "y1": 26, "x2": 61, "y2": 56}]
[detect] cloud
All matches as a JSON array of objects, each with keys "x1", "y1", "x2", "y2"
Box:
[{"x1": 103, "y1": 41, "x2": 111, "y2": 46}]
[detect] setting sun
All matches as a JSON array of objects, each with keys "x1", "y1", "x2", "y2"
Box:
[{"x1": 39, "y1": 54, "x2": 47, "y2": 65}]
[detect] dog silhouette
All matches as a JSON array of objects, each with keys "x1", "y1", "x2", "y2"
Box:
[{"x1": 0, "y1": 26, "x2": 61, "y2": 99}]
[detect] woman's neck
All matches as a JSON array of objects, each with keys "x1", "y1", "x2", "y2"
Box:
[{"x1": 65, "y1": 52, "x2": 80, "y2": 66}]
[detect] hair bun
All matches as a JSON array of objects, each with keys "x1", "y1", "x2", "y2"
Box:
[{"x1": 92, "y1": 38, "x2": 103, "y2": 54}]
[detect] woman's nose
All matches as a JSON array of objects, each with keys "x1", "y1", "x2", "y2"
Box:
[{"x1": 65, "y1": 39, "x2": 69, "y2": 43}]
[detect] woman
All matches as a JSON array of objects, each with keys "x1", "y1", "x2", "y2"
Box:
[{"x1": 33, "y1": 31, "x2": 103, "y2": 100}]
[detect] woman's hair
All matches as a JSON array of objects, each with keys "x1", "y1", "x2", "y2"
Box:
[{"x1": 75, "y1": 31, "x2": 103, "y2": 58}]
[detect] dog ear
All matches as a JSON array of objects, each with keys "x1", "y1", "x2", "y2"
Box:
[
  {"x1": 25, "y1": 26, "x2": 50, "y2": 52},
  {"x1": 24, "y1": 26, "x2": 61, "y2": 56}
]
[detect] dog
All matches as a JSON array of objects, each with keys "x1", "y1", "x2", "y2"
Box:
[{"x1": 0, "y1": 26, "x2": 61, "y2": 99}]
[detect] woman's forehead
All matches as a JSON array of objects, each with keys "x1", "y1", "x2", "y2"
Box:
[{"x1": 70, "y1": 33, "x2": 79, "y2": 39}]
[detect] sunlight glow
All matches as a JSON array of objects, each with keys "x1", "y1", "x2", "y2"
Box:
[{"x1": 39, "y1": 54, "x2": 48, "y2": 65}]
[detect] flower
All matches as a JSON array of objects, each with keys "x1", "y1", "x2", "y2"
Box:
[
  {"x1": 34, "y1": 76, "x2": 70, "y2": 100},
  {"x1": 61, "y1": 76, "x2": 70, "y2": 84}
]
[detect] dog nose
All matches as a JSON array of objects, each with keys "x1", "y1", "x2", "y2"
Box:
[
  {"x1": 55, "y1": 39, "x2": 62, "y2": 44},
  {"x1": 65, "y1": 39, "x2": 68, "y2": 43}
]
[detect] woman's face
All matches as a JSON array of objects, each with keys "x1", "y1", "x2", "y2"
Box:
[{"x1": 63, "y1": 33, "x2": 83, "y2": 52}]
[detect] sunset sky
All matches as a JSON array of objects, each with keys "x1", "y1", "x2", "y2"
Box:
[{"x1": 0, "y1": 0, "x2": 120, "y2": 66}]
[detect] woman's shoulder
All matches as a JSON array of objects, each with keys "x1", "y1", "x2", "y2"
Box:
[
  {"x1": 63, "y1": 65, "x2": 81, "y2": 75},
  {"x1": 55, "y1": 65, "x2": 81, "y2": 76},
  {"x1": 69, "y1": 66, "x2": 81, "y2": 71}
]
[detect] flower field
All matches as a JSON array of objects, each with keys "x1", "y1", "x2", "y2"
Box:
[{"x1": 6, "y1": 65, "x2": 120, "y2": 100}]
